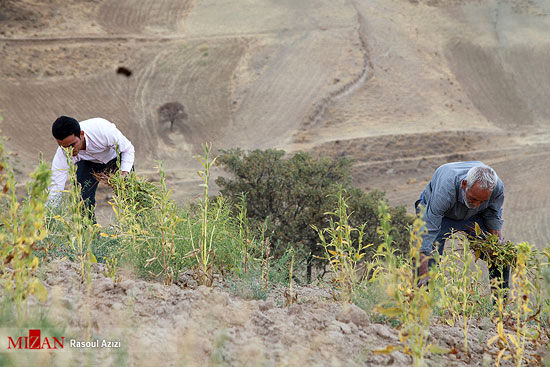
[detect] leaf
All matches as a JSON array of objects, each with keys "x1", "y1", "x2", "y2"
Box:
[
  {"x1": 507, "y1": 334, "x2": 519, "y2": 349},
  {"x1": 487, "y1": 335, "x2": 499, "y2": 347},
  {"x1": 474, "y1": 222, "x2": 482, "y2": 237},
  {"x1": 374, "y1": 306, "x2": 403, "y2": 317},
  {"x1": 496, "y1": 349, "x2": 507, "y2": 367},
  {"x1": 30, "y1": 279, "x2": 48, "y2": 302},
  {"x1": 474, "y1": 250, "x2": 481, "y2": 261},
  {"x1": 497, "y1": 322, "x2": 507, "y2": 343},
  {"x1": 427, "y1": 344, "x2": 452, "y2": 354},
  {"x1": 372, "y1": 345, "x2": 402, "y2": 354},
  {"x1": 90, "y1": 253, "x2": 98, "y2": 263}
]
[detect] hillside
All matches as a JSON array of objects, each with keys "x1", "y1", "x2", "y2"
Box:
[
  {"x1": 1, "y1": 1, "x2": 550, "y2": 366},
  {"x1": 1, "y1": 0, "x2": 549, "y2": 247}
]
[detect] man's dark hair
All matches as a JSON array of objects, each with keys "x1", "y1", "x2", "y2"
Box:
[{"x1": 52, "y1": 116, "x2": 80, "y2": 140}]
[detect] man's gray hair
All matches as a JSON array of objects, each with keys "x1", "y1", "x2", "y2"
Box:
[{"x1": 465, "y1": 165, "x2": 498, "y2": 191}]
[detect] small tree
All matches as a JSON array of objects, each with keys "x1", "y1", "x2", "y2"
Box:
[
  {"x1": 157, "y1": 102, "x2": 188, "y2": 132},
  {"x1": 215, "y1": 149, "x2": 411, "y2": 283}
]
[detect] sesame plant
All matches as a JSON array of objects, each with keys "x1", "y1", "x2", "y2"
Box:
[
  {"x1": 488, "y1": 242, "x2": 544, "y2": 366},
  {"x1": 543, "y1": 248, "x2": 550, "y2": 367},
  {"x1": 0, "y1": 141, "x2": 49, "y2": 317},
  {"x1": 469, "y1": 222, "x2": 518, "y2": 283},
  {"x1": 190, "y1": 143, "x2": 218, "y2": 286},
  {"x1": 144, "y1": 163, "x2": 183, "y2": 284},
  {"x1": 374, "y1": 208, "x2": 447, "y2": 366},
  {"x1": 313, "y1": 188, "x2": 371, "y2": 303},
  {"x1": 437, "y1": 232, "x2": 484, "y2": 356},
  {"x1": 235, "y1": 192, "x2": 250, "y2": 274},
  {"x1": 56, "y1": 147, "x2": 100, "y2": 339},
  {"x1": 109, "y1": 169, "x2": 157, "y2": 251},
  {"x1": 284, "y1": 247, "x2": 297, "y2": 306},
  {"x1": 108, "y1": 167, "x2": 178, "y2": 282}
]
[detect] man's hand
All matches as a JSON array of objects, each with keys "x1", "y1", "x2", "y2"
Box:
[
  {"x1": 417, "y1": 253, "x2": 431, "y2": 287},
  {"x1": 121, "y1": 171, "x2": 129, "y2": 178},
  {"x1": 488, "y1": 229, "x2": 502, "y2": 242}
]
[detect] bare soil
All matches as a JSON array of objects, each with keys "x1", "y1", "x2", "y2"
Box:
[{"x1": 18, "y1": 259, "x2": 541, "y2": 367}]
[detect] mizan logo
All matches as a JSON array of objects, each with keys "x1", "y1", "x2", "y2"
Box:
[{"x1": 8, "y1": 329, "x2": 64, "y2": 350}]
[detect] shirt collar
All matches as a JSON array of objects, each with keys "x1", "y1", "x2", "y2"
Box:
[{"x1": 457, "y1": 177, "x2": 467, "y2": 206}]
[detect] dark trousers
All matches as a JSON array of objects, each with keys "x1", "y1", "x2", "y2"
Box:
[
  {"x1": 76, "y1": 158, "x2": 119, "y2": 214},
  {"x1": 415, "y1": 192, "x2": 509, "y2": 289}
]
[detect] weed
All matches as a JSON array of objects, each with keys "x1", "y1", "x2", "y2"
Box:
[{"x1": 227, "y1": 268, "x2": 268, "y2": 301}]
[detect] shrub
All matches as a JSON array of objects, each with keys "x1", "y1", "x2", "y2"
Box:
[{"x1": 215, "y1": 149, "x2": 411, "y2": 282}]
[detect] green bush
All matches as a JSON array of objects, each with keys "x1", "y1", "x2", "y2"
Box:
[{"x1": 215, "y1": 149, "x2": 412, "y2": 282}]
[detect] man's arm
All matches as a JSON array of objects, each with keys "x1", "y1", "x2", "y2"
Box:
[
  {"x1": 419, "y1": 186, "x2": 454, "y2": 254},
  {"x1": 488, "y1": 229, "x2": 503, "y2": 242},
  {"x1": 46, "y1": 148, "x2": 70, "y2": 207},
  {"x1": 481, "y1": 183, "x2": 504, "y2": 237},
  {"x1": 103, "y1": 120, "x2": 135, "y2": 173},
  {"x1": 417, "y1": 177, "x2": 456, "y2": 281}
]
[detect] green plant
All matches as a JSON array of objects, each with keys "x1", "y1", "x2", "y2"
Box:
[
  {"x1": 57, "y1": 147, "x2": 99, "y2": 339},
  {"x1": 285, "y1": 247, "x2": 297, "y2": 306},
  {"x1": 145, "y1": 162, "x2": 183, "y2": 285},
  {"x1": 543, "y1": 247, "x2": 550, "y2": 367},
  {"x1": 102, "y1": 255, "x2": 121, "y2": 283},
  {"x1": 190, "y1": 143, "x2": 219, "y2": 286},
  {"x1": 488, "y1": 242, "x2": 541, "y2": 366},
  {"x1": 374, "y1": 209, "x2": 447, "y2": 366},
  {"x1": 226, "y1": 268, "x2": 268, "y2": 301},
  {"x1": 469, "y1": 223, "x2": 518, "y2": 279},
  {"x1": 437, "y1": 232, "x2": 483, "y2": 356},
  {"x1": 0, "y1": 141, "x2": 49, "y2": 318},
  {"x1": 313, "y1": 188, "x2": 371, "y2": 302},
  {"x1": 236, "y1": 192, "x2": 250, "y2": 274},
  {"x1": 215, "y1": 148, "x2": 411, "y2": 283}
]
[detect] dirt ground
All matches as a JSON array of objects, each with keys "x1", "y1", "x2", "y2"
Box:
[
  {"x1": 5, "y1": 259, "x2": 539, "y2": 367},
  {"x1": 1, "y1": 0, "x2": 550, "y2": 365}
]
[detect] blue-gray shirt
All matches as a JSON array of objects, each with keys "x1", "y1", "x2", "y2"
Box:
[{"x1": 418, "y1": 161, "x2": 504, "y2": 253}]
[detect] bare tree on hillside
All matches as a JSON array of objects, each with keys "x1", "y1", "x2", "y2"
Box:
[{"x1": 157, "y1": 102, "x2": 188, "y2": 132}]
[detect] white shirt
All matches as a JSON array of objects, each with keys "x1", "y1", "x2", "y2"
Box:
[{"x1": 47, "y1": 117, "x2": 135, "y2": 204}]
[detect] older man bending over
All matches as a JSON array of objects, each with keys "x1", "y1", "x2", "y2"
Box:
[{"x1": 415, "y1": 161, "x2": 509, "y2": 289}]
